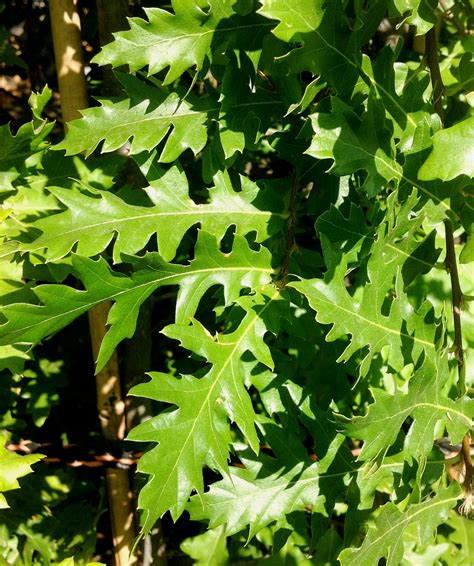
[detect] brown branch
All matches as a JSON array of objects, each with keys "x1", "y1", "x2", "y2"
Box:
[
  {"x1": 277, "y1": 172, "x2": 299, "y2": 288},
  {"x1": 425, "y1": 23, "x2": 472, "y2": 511},
  {"x1": 425, "y1": 27, "x2": 444, "y2": 123},
  {"x1": 444, "y1": 220, "x2": 466, "y2": 393}
]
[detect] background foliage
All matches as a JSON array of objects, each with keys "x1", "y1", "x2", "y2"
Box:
[{"x1": 0, "y1": 0, "x2": 473, "y2": 564}]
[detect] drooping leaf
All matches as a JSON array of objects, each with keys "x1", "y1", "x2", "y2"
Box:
[
  {"x1": 21, "y1": 164, "x2": 284, "y2": 262},
  {"x1": 0, "y1": 232, "x2": 273, "y2": 372},
  {"x1": 127, "y1": 289, "x2": 281, "y2": 533}
]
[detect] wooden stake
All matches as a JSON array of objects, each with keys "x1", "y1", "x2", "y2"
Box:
[{"x1": 48, "y1": 2, "x2": 137, "y2": 563}]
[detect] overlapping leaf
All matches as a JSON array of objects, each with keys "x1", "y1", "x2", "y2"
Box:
[
  {"x1": 339, "y1": 484, "x2": 461, "y2": 565},
  {"x1": 218, "y1": 61, "x2": 284, "y2": 159},
  {"x1": 180, "y1": 525, "x2": 228, "y2": 566},
  {"x1": 259, "y1": 0, "x2": 387, "y2": 93},
  {"x1": 290, "y1": 192, "x2": 439, "y2": 376},
  {"x1": 341, "y1": 354, "x2": 473, "y2": 461},
  {"x1": 54, "y1": 92, "x2": 209, "y2": 160},
  {"x1": 21, "y1": 164, "x2": 284, "y2": 262},
  {"x1": 0, "y1": 232, "x2": 273, "y2": 372},
  {"x1": 306, "y1": 95, "x2": 402, "y2": 196},
  {"x1": 418, "y1": 116, "x2": 474, "y2": 182},
  {"x1": 93, "y1": 1, "x2": 273, "y2": 83},
  {"x1": 390, "y1": 0, "x2": 437, "y2": 35},
  {"x1": 187, "y1": 420, "x2": 321, "y2": 538},
  {"x1": 127, "y1": 290, "x2": 281, "y2": 533}
]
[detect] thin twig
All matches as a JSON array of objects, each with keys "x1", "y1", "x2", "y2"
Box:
[
  {"x1": 425, "y1": 27, "x2": 444, "y2": 123},
  {"x1": 277, "y1": 172, "x2": 299, "y2": 288},
  {"x1": 425, "y1": 25, "x2": 472, "y2": 511},
  {"x1": 444, "y1": 220, "x2": 466, "y2": 393}
]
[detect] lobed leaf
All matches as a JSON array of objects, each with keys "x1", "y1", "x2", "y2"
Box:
[
  {"x1": 418, "y1": 116, "x2": 474, "y2": 182},
  {"x1": 128, "y1": 290, "x2": 281, "y2": 533},
  {"x1": 307, "y1": 95, "x2": 402, "y2": 196},
  {"x1": 93, "y1": 1, "x2": 273, "y2": 84},
  {"x1": 0, "y1": 440, "x2": 43, "y2": 509},
  {"x1": 341, "y1": 354, "x2": 474, "y2": 461},
  {"x1": 0, "y1": 232, "x2": 273, "y2": 372},
  {"x1": 21, "y1": 164, "x2": 284, "y2": 262},
  {"x1": 339, "y1": 484, "x2": 461, "y2": 565},
  {"x1": 290, "y1": 192, "x2": 440, "y2": 376}
]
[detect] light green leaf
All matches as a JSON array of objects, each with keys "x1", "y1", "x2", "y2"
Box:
[
  {"x1": 21, "y1": 164, "x2": 284, "y2": 262},
  {"x1": 181, "y1": 525, "x2": 228, "y2": 566},
  {"x1": 339, "y1": 484, "x2": 461, "y2": 566},
  {"x1": 0, "y1": 232, "x2": 273, "y2": 372},
  {"x1": 128, "y1": 290, "x2": 280, "y2": 533},
  {"x1": 418, "y1": 116, "x2": 474, "y2": 181},
  {"x1": 390, "y1": 0, "x2": 437, "y2": 36},
  {"x1": 0, "y1": 439, "x2": 43, "y2": 509},
  {"x1": 341, "y1": 354, "x2": 473, "y2": 461}
]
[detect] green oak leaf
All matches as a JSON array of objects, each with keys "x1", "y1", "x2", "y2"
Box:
[
  {"x1": 369, "y1": 46, "x2": 433, "y2": 149},
  {"x1": 307, "y1": 95, "x2": 402, "y2": 196},
  {"x1": 93, "y1": 1, "x2": 273, "y2": 84},
  {"x1": 339, "y1": 484, "x2": 461, "y2": 565},
  {"x1": 259, "y1": 0, "x2": 386, "y2": 94},
  {"x1": 218, "y1": 59, "x2": 284, "y2": 159},
  {"x1": 290, "y1": 192, "x2": 439, "y2": 376},
  {"x1": 341, "y1": 354, "x2": 474, "y2": 461},
  {"x1": 0, "y1": 439, "x2": 43, "y2": 509},
  {"x1": 0, "y1": 231, "x2": 273, "y2": 372},
  {"x1": 418, "y1": 116, "x2": 474, "y2": 182},
  {"x1": 54, "y1": 93, "x2": 209, "y2": 160},
  {"x1": 187, "y1": 419, "x2": 321, "y2": 538},
  {"x1": 21, "y1": 163, "x2": 284, "y2": 262},
  {"x1": 127, "y1": 290, "x2": 280, "y2": 533},
  {"x1": 180, "y1": 525, "x2": 228, "y2": 566}
]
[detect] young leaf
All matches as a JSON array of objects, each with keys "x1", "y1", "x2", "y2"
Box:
[{"x1": 180, "y1": 525, "x2": 228, "y2": 566}]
